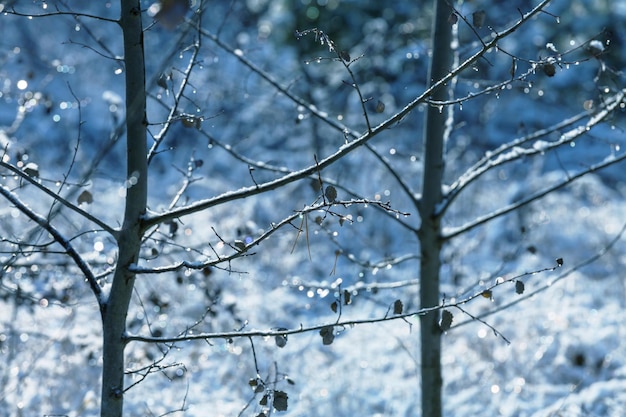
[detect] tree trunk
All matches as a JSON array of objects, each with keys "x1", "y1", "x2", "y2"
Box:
[
  {"x1": 100, "y1": 1, "x2": 147, "y2": 416},
  {"x1": 418, "y1": 1, "x2": 453, "y2": 416}
]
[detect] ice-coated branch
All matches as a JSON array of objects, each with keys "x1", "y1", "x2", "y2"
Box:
[
  {"x1": 426, "y1": 65, "x2": 536, "y2": 107},
  {"x1": 141, "y1": 125, "x2": 402, "y2": 228},
  {"x1": 292, "y1": 275, "x2": 419, "y2": 294},
  {"x1": 371, "y1": 0, "x2": 553, "y2": 139}
]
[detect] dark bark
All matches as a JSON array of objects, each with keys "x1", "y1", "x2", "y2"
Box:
[
  {"x1": 418, "y1": 1, "x2": 454, "y2": 416},
  {"x1": 100, "y1": 1, "x2": 147, "y2": 416}
]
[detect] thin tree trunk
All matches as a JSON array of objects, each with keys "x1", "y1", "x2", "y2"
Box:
[
  {"x1": 100, "y1": 1, "x2": 147, "y2": 416},
  {"x1": 418, "y1": 1, "x2": 453, "y2": 416}
]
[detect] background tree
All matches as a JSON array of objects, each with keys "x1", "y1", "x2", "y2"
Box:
[{"x1": 1, "y1": 1, "x2": 625, "y2": 417}]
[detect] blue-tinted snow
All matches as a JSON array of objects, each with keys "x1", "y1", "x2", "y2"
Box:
[{"x1": 0, "y1": 1, "x2": 625, "y2": 416}]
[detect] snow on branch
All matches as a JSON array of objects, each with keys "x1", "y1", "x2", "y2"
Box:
[
  {"x1": 447, "y1": 109, "x2": 593, "y2": 199},
  {"x1": 443, "y1": 144, "x2": 626, "y2": 240},
  {"x1": 440, "y1": 88, "x2": 626, "y2": 226}
]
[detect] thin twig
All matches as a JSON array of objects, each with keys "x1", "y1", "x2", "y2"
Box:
[{"x1": 0, "y1": 184, "x2": 103, "y2": 309}]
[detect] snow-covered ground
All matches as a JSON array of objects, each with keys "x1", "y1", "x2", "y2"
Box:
[{"x1": 1, "y1": 1, "x2": 625, "y2": 416}]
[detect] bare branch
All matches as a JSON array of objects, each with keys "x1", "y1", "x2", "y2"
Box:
[
  {"x1": 123, "y1": 307, "x2": 428, "y2": 344},
  {"x1": 124, "y1": 261, "x2": 561, "y2": 345},
  {"x1": 443, "y1": 150, "x2": 626, "y2": 240},
  {"x1": 453, "y1": 304, "x2": 511, "y2": 344},
  {"x1": 452, "y1": 220, "x2": 626, "y2": 330},
  {"x1": 0, "y1": 161, "x2": 117, "y2": 237},
  {"x1": 446, "y1": 109, "x2": 593, "y2": 203},
  {"x1": 364, "y1": 143, "x2": 419, "y2": 210},
  {"x1": 145, "y1": 0, "x2": 554, "y2": 232},
  {"x1": 134, "y1": 198, "x2": 408, "y2": 274},
  {"x1": 440, "y1": 88, "x2": 626, "y2": 232},
  {"x1": 296, "y1": 28, "x2": 374, "y2": 132},
  {"x1": 147, "y1": 19, "x2": 202, "y2": 163},
  {"x1": 292, "y1": 276, "x2": 419, "y2": 293},
  {"x1": 3, "y1": 5, "x2": 118, "y2": 24},
  {"x1": 197, "y1": 0, "x2": 551, "y2": 147},
  {"x1": 0, "y1": 183, "x2": 103, "y2": 309},
  {"x1": 199, "y1": 26, "x2": 360, "y2": 139}
]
